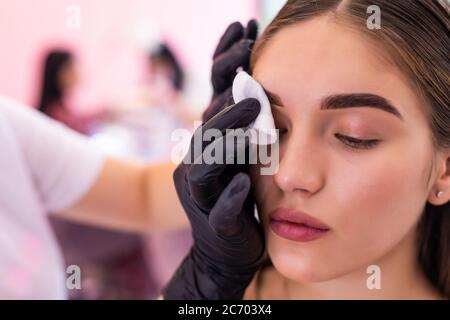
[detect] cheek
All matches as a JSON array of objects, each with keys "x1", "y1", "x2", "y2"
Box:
[
  {"x1": 250, "y1": 165, "x2": 272, "y2": 210},
  {"x1": 331, "y1": 143, "x2": 431, "y2": 261}
]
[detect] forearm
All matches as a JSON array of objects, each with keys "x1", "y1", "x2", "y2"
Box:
[
  {"x1": 143, "y1": 161, "x2": 189, "y2": 231},
  {"x1": 59, "y1": 158, "x2": 188, "y2": 233}
]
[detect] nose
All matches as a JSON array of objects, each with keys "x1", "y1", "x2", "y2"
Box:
[{"x1": 274, "y1": 129, "x2": 325, "y2": 196}]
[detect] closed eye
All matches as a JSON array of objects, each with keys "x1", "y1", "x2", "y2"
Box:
[
  {"x1": 335, "y1": 133, "x2": 380, "y2": 150},
  {"x1": 273, "y1": 113, "x2": 381, "y2": 151}
]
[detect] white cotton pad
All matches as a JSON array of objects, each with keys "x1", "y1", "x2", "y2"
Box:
[{"x1": 232, "y1": 71, "x2": 277, "y2": 145}]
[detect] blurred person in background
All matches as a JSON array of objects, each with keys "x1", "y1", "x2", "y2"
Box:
[
  {"x1": 146, "y1": 43, "x2": 188, "y2": 120},
  {"x1": 106, "y1": 42, "x2": 195, "y2": 161},
  {"x1": 37, "y1": 50, "x2": 90, "y2": 134}
]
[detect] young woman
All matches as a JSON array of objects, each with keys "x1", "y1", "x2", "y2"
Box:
[
  {"x1": 163, "y1": 0, "x2": 449, "y2": 300},
  {"x1": 36, "y1": 50, "x2": 91, "y2": 133},
  {"x1": 246, "y1": 0, "x2": 449, "y2": 300}
]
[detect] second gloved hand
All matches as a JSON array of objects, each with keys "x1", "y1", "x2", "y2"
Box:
[
  {"x1": 203, "y1": 20, "x2": 258, "y2": 122},
  {"x1": 163, "y1": 98, "x2": 265, "y2": 300}
]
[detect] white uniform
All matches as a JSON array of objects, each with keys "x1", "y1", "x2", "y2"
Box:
[{"x1": 0, "y1": 95, "x2": 104, "y2": 299}]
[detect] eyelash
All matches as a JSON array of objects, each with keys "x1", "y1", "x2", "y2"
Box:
[
  {"x1": 276, "y1": 129, "x2": 380, "y2": 150},
  {"x1": 334, "y1": 133, "x2": 380, "y2": 150}
]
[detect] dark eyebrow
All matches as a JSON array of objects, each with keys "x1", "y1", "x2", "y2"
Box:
[
  {"x1": 264, "y1": 89, "x2": 284, "y2": 107},
  {"x1": 321, "y1": 93, "x2": 403, "y2": 120},
  {"x1": 264, "y1": 89, "x2": 402, "y2": 120}
]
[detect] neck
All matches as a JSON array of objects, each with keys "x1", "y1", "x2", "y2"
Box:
[{"x1": 283, "y1": 227, "x2": 442, "y2": 299}]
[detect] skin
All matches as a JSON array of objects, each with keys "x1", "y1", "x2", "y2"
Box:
[
  {"x1": 59, "y1": 59, "x2": 79, "y2": 92},
  {"x1": 147, "y1": 60, "x2": 177, "y2": 103},
  {"x1": 246, "y1": 15, "x2": 450, "y2": 299},
  {"x1": 59, "y1": 158, "x2": 189, "y2": 232}
]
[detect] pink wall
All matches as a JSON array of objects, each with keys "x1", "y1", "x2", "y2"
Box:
[{"x1": 0, "y1": 0, "x2": 259, "y2": 113}]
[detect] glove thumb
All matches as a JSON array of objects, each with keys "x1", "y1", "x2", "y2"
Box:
[{"x1": 209, "y1": 172, "x2": 252, "y2": 238}]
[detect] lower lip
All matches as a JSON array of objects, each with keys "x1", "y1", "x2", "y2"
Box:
[{"x1": 270, "y1": 219, "x2": 330, "y2": 242}]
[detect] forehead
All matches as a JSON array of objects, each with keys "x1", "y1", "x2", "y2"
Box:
[{"x1": 252, "y1": 15, "x2": 422, "y2": 120}]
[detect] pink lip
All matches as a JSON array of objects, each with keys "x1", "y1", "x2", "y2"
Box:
[{"x1": 269, "y1": 208, "x2": 331, "y2": 242}]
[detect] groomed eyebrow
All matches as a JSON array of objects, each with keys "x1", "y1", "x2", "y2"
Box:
[
  {"x1": 264, "y1": 89, "x2": 284, "y2": 107},
  {"x1": 264, "y1": 90, "x2": 403, "y2": 120},
  {"x1": 321, "y1": 93, "x2": 403, "y2": 120}
]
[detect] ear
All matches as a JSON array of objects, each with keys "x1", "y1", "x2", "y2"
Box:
[{"x1": 428, "y1": 151, "x2": 450, "y2": 205}]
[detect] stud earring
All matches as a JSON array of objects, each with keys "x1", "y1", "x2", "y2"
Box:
[{"x1": 436, "y1": 191, "x2": 444, "y2": 198}]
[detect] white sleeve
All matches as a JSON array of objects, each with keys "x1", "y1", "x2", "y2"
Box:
[{"x1": 0, "y1": 95, "x2": 105, "y2": 212}]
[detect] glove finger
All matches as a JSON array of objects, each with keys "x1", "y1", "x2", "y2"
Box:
[
  {"x1": 213, "y1": 22, "x2": 244, "y2": 59},
  {"x1": 243, "y1": 19, "x2": 258, "y2": 40},
  {"x1": 211, "y1": 39, "x2": 254, "y2": 93},
  {"x1": 209, "y1": 173, "x2": 251, "y2": 238},
  {"x1": 202, "y1": 87, "x2": 233, "y2": 122},
  {"x1": 204, "y1": 98, "x2": 260, "y2": 132},
  {"x1": 188, "y1": 128, "x2": 251, "y2": 211},
  {"x1": 185, "y1": 98, "x2": 259, "y2": 166}
]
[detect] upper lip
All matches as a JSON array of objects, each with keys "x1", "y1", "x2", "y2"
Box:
[{"x1": 269, "y1": 207, "x2": 331, "y2": 230}]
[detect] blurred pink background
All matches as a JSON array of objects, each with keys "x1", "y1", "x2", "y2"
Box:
[{"x1": 0, "y1": 0, "x2": 259, "y2": 113}]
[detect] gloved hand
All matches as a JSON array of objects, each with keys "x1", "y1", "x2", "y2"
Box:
[
  {"x1": 203, "y1": 20, "x2": 258, "y2": 122},
  {"x1": 163, "y1": 98, "x2": 265, "y2": 300}
]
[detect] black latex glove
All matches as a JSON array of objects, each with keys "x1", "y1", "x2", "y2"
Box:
[
  {"x1": 163, "y1": 98, "x2": 265, "y2": 300},
  {"x1": 202, "y1": 20, "x2": 258, "y2": 122}
]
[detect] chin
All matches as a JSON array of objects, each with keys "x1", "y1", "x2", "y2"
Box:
[
  {"x1": 270, "y1": 253, "x2": 325, "y2": 283},
  {"x1": 266, "y1": 237, "x2": 350, "y2": 283}
]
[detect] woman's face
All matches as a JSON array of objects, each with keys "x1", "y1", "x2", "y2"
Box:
[
  {"x1": 147, "y1": 59, "x2": 178, "y2": 102},
  {"x1": 59, "y1": 59, "x2": 79, "y2": 91},
  {"x1": 251, "y1": 16, "x2": 437, "y2": 283}
]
